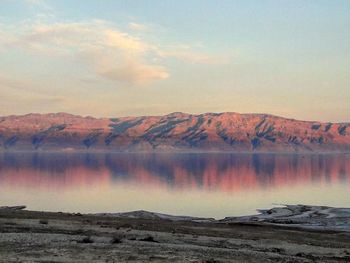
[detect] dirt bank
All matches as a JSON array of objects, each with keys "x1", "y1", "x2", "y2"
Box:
[{"x1": 0, "y1": 206, "x2": 350, "y2": 262}]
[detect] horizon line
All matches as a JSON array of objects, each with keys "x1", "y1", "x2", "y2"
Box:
[{"x1": 1, "y1": 111, "x2": 349, "y2": 124}]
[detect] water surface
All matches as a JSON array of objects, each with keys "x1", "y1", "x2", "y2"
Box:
[{"x1": 0, "y1": 153, "x2": 349, "y2": 218}]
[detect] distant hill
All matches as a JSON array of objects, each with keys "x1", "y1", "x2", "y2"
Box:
[{"x1": 0, "y1": 112, "x2": 349, "y2": 152}]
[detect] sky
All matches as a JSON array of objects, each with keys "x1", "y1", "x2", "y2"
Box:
[{"x1": 0, "y1": 0, "x2": 349, "y2": 122}]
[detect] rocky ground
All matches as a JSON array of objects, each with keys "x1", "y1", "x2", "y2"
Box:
[
  {"x1": 221, "y1": 204, "x2": 350, "y2": 232},
  {"x1": 0, "y1": 205, "x2": 350, "y2": 262}
]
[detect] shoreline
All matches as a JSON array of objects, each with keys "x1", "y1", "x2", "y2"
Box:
[
  {"x1": 1, "y1": 150, "x2": 350, "y2": 155},
  {"x1": 1, "y1": 205, "x2": 350, "y2": 262}
]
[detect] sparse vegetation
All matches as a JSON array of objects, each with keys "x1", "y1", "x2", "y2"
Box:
[
  {"x1": 139, "y1": 236, "x2": 159, "y2": 243},
  {"x1": 111, "y1": 236, "x2": 122, "y2": 244},
  {"x1": 39, "y1": 219, "x2": 48, "y2": 225},
  {"x1": 79, "y1": 236, "x2": 94, "y2": 244}
]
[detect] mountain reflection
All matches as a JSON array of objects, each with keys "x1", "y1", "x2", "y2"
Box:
[{"x1": 0, "y1": 153, "x2": 349, "y2": 191}]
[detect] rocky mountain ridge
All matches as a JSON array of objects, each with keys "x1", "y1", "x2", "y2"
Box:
[{"x1": 0, "y1": 112, "x2": 349, "y2": 152}]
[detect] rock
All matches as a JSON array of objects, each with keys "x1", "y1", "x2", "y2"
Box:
[{"x1": 0, "y1": 206, "x2": 26, "y2": 211}]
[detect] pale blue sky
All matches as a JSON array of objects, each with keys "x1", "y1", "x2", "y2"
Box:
[{"x1": 0, "y1": 0, "x2": 349, "y2": 121}]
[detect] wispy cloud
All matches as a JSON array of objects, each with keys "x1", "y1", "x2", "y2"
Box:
[
  {"x1": 0, "y1": 74, "x2": 65, "y2": 115},
  {"x1": 1, "y1": 20, "x2": 169, "y2": 84},
  {"x1": 128, "y1": 22, "x2": 149, "y2": 31},
  {"x1": 80, "y1": 45, "x2": 169, "y2": 84},
  {"x1": 0, "y1": 18, "x2": 228, "y2": 85},
  {"x1": 24, "y1": 0, "x2": 43, "y2": 5},
  {"x1": 23, "y1": 0, "x2": 51, "y2": 9},
  {"x1": 158, "y1": 50, "x2": 229, "y2": 64}
]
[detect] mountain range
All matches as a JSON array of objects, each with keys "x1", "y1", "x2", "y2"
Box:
[{"x1": 0, "y1": 112, "x2": 349, "y2": 152}]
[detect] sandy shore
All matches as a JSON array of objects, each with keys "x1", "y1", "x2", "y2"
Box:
[{"x1": 0, "y1": 205, "x2": 350, "y2": 262}]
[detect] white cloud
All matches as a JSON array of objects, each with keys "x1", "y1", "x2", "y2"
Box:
[
  {"x1": 158, "y1": 50, "x2": 229, "y2": 64},
  {"x1": 0, "y1": 19, "x2": 227, "y2": 85},
  {"x1": 128, "y1": 22, "x2": 148, "y2": 31},
  {"x1": 2, "y1": 20, "x2": 169, "y2": 84},
  {"x1": 104, "y1": 28, "x2": 148, "y2": 53},
  {"x1": 81, "y1": 46, "x2": 169, "y2": 84},
  {"x1": 24, "y1": 0, "x2": 42, "y2": 5}
]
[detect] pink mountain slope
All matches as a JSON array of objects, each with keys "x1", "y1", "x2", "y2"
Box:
[{"x1": 0, "y1": 112, "x2": 349, "y2": 152}]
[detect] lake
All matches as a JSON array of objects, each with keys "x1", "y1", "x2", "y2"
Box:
[{"x1": 0, "y1": 152, "x2": 349, "y2": 219}]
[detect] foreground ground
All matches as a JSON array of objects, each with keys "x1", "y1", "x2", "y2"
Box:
[{"x1": 0, "y1": 206, "x2": 350, "y2": 263}]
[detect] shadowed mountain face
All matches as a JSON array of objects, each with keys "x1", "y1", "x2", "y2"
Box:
[{"x1": 0, "y1": 112, "x2": 349, "y2": 152}]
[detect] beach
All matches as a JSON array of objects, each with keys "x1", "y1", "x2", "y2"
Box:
[{"x1": 0, "y1": 205, "x2": 349, "y2": 262}]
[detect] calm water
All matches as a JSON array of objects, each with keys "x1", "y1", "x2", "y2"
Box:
[{"x1": 0, "y1": 153, "x2": 349, "y2": 218}]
